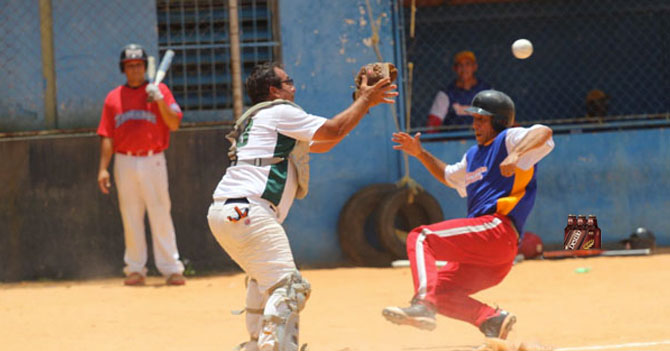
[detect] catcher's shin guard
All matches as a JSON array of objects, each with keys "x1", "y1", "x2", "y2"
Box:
[
  {"x1": 258, "y1": 273, "x2": 311, "y2": 351},
  {"x1": 260, "y1": 311, "x2": 300, "y2": 351}
]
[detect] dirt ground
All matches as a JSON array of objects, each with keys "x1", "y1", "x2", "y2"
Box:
[{"x1": 2, "y1": 254, "x2": 670, "y2": 351}]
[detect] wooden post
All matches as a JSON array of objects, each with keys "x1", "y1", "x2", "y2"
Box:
[
  {"x1": 39, "y1": 0, "x2": 58, "y2": 129},
  {"x1": 228, "y1": 0, "x2": 243, "y2": 119}
]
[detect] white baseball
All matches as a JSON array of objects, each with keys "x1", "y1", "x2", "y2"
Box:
[{"x1": 512, "y1": 39, "x2": 533, "y2": 59}]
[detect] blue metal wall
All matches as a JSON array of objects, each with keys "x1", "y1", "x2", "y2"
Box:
[
  {"x1": 52, "y1": 0, "x2": 158, "y2": 129},
  {"x1": 0, "y1": 1, "x2": 44, "y2": 131},
  {"x1": 278, "y1": 0, "x2": 405, "y2": 263},
  {"x1": 0, "y1": 0, "x2": 157, "y2": 131}
]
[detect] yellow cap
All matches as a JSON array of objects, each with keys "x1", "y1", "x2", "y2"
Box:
[
  {"x1": 453, "y1": 50, "x2": 477, "y2": 64},
  {"x1": 586, "y1": 89, "x2": 609, "y2": 101}
]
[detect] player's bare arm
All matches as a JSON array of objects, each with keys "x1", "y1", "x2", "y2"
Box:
[
  {"x1": 392, "y1": 132, "x2": 450, "y2": 187},
  {"x1": 312, "y1": 75, "x2": 397, "y2": 143},
  {"x1": 500, "y1": 125, "x2": 553, "y2": 177},
  {"x1": 154, "y1": 97, "x2": 180, "y2": 131},
  {"x1": 97, "y1": 137, "x2": 114, "y2": 194},
  {"x1": 309, "y1": 140, "x2": 339, "y2": 153}
]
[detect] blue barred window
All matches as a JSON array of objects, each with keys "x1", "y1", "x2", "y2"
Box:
[{"x1": 156, "y1": 0, "x2": 280, "y2": 121}]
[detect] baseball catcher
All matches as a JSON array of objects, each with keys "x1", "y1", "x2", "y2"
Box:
[{"x1": 207, "y1": 62, "x2": 397, "y2": 351}]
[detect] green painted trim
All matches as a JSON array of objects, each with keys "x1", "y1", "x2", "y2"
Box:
[{"x1": 261, "y1": 133, "x2": 296, "y2": 205}]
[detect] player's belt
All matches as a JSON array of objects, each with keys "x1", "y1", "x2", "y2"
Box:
[
  {"x1": 230, "y1": 157, "x2": 284, "y2": 167},
  {"x1": 216, "y1": 196, "x2": 277, "y2": 214},
  {"x1": 119, "y1": 149, "x2": 162, "y2": 157},
  {"x1": 224, "y1": 197, "x2": 249, "y2": 205}
]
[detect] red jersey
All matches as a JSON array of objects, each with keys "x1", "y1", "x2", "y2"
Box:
[{"x1": 97, "y1": 82, "x2": 183, "y2": 153}]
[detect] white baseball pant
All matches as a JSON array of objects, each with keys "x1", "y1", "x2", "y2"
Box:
[
  {"x1": 207, "y1": 198, "x2": 297, "y2": 350},
  {"x1": 114, "y1": 152, "x2": 184, "y2": 277}
]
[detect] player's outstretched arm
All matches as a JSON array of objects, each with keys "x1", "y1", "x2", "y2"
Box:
[
  {"x1": 311, "y1": 75, "x2": 397, "y2": 146},
  {"x1": 392, "y1": 132, "x2": 450, "y2": 186},
  {"x1": 500, "y1": 125, "x2": 553, "y2": 177}
]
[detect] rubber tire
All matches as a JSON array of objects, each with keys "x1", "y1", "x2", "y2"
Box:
[
  {"x1": 375, "y1": 187, "x2": 444, "y2": 259},
  {"x1": 337, "y1": 184, "x2": 397, "y2": 267}
]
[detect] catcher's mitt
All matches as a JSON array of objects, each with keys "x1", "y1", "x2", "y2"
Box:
[{"x1": 353, "y1": 62, "x2": 398, "y2": 100}]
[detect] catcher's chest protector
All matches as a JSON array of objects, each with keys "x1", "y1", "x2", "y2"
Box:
[{"x1": 226, "y1": 99, "x2": 311, "y2": 199}]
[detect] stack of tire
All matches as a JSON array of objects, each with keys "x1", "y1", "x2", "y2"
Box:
[{"x1": 337, "y1": 183, "x2": 443, "y2": 267}]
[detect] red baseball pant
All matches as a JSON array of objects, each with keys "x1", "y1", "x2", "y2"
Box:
[{"x1": 407, "y1": 214, "x2": 518, "y2": 327}]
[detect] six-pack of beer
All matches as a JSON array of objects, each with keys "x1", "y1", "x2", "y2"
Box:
[{"x1": 563, "y1": 214, "x2": 602, "y2": 250}]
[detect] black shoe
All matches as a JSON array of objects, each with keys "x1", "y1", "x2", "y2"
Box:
[
  {"x1": 479, "y1": 309, "x2": 516, "y2": 339},
  {"x1": 382, "y1": 302, "x2": 436, "y2": 331}
]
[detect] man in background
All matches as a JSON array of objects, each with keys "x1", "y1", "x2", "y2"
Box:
[
  {"x1": 427, "y1": 50, "x2": 492, "y2": 131},
  {"x1": 96, "y1": 43, "x2": 186, "y2": 286}
]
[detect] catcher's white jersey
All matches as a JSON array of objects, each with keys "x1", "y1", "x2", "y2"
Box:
[{"x1": 212, "y1": 104, "x2": 326, "y2": 222}]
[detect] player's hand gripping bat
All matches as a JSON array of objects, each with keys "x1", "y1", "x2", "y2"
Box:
[{"x1": 146, "y1": 50, "x2": 174, "y2": 102}]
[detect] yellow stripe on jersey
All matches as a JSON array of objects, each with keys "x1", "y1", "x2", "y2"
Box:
[{"x1": 496, "y1": 166, "x2": 534, "y2": 215}]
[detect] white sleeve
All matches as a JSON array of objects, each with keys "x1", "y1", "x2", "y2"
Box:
[
  {"x1": 505, "y1": 125, "x2": 555, "y2": 170},
  {"x1": 275, "y1": 105, "x2": 327, "y2": 141},
  {"x1": 428, "y1": 91, "x2": 450, "y2": 120},
  {"x1": 444, "y1": 153, "x2": 468, "y2": 198}
]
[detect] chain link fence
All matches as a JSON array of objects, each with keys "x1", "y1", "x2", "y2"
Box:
[
  {"x1": 0, "y1": 1, "x2": 44, "y2": 132},
  {"x1": 0, "y1": 0, "x2": 277, "y2": 133},
  {"x1": 3, "y1": 1, "x2": 668, "y2": 133},
  {"x1": 402, "y1": 0, "x2": 670, "y2": 133}
]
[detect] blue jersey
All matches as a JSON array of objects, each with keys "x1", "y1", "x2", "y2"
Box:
[
  {"x1": 442, "y1": 80, "x2": 491, "y2": 125},
  {"x1": 464, "y1": 129, "x2": 537, "y2": 233}
]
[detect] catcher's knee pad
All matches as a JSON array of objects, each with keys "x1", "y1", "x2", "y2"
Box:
[
  {"x1": 286, "y1": 272, "x2": 311, "y2": 312},
  {"x1": 258, "y1": 272, "x2": 311, "y2": 351}
]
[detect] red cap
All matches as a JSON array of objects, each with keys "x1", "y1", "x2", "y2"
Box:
[{"x1": 519, "y1": 232, "x2": 543, "y2": 259}]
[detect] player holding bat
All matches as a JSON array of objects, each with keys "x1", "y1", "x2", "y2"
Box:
[
  {"x1": 96, "y1": 43, "x2": 186, "y2": 286},
  {"x1": 382, "y1": 90, "x2": 554, "y2": 340}
]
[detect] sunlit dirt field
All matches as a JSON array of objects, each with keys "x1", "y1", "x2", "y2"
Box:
[{"x1": 2, "y1": 254, "x2": 670, "y2": 351}]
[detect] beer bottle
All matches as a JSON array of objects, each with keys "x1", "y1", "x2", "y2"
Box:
[
  {"x1": 584, "y1": 215, "x2": 597, "y2": 250},
  {"x1": 588, "y1": 215, "x2": 601, "y2": 249},
  {"x1": 565, "y1": 215, "x2": 587, "y2": 250},
  {"x1": 564, "y1": 214, "x2": 576, "y2": 246},
  {"x1": 577, "y1": 215, "x2": 586, "y2": 230}
]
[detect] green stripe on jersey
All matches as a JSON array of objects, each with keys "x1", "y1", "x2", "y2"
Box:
[{"x1": 261, "y1": 133, "x2": 296, "y2": 205}]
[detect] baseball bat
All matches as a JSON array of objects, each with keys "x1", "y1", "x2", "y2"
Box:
[
  {"x1": 542, "y1": 248, "x2": 651, "y2": 260},
  {"x1": 147, "y1": 55, "x2": 156, "y2": 82},
  {"x1": 153, "y1": 49, "x2": 175, "y2": 85},
  {"x1": 391, "y1": 260, "x2": 447, "y2": 268}
]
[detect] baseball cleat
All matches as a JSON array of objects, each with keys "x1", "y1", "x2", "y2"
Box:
[
  {"x1": 123, "y1": 272, "x2": 145, "y2": 286},
  {"x1": 479, "y1": 309, "x2": 516, "y2": 339},
  {"x1": 166, "y1": 273, "x2": 186, "y2": 286},
  {"x1": 382, "y1": 303, "x2": 436, "y2": 331}
]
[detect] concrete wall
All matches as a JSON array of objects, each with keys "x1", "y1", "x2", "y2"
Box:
[{"x1": 0, "y1": 128, "x2": 235, "y2": 281}]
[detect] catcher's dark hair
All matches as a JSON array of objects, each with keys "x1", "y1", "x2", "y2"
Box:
[{"x1": 246, "y1": 62, "x2": 283, "y2": 104}]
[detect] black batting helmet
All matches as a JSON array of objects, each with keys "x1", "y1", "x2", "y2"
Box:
[
  {"x1": 465, "y1": 90, "x2": 515, "y2": 132},
  {"x1": 119, "y1": 43, "x2": 148, "y2": 73},
  {"x1": 620, "y1": 227, "x2": 656, "y2": 250}
]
